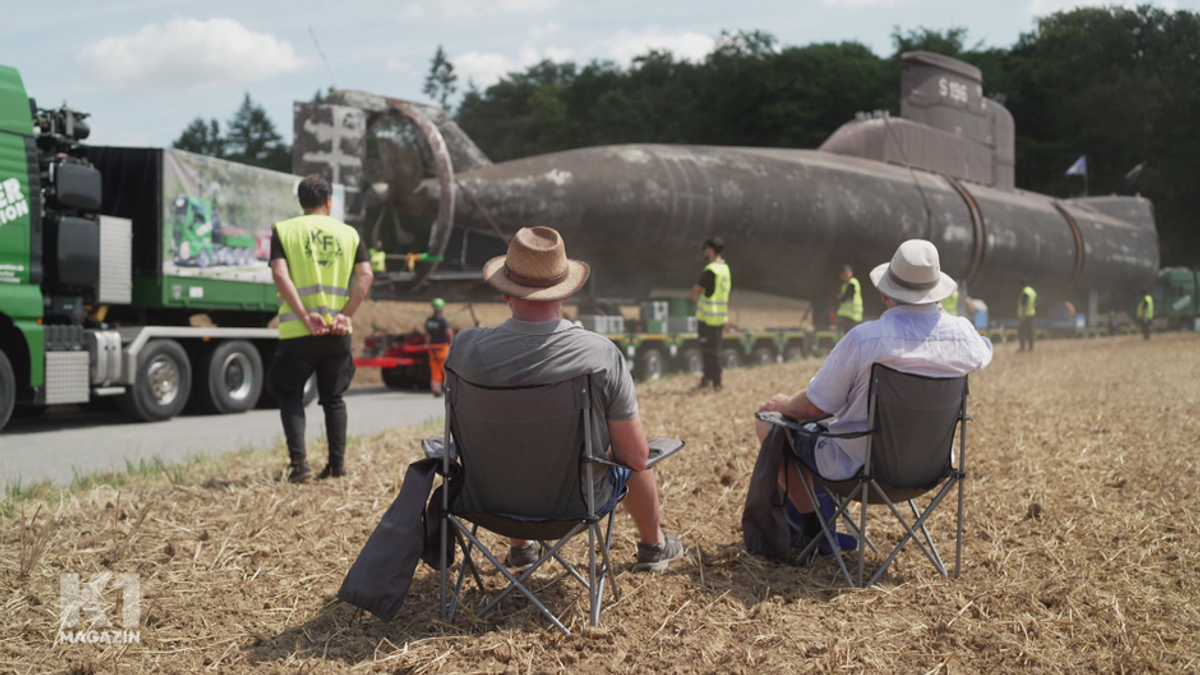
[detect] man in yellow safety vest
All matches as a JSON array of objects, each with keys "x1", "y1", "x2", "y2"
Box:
[
  {"x1": 269, "y1": 175, "x2": 374, "y2": 482},
  {"x1": 1137, "y1": 289, "x2": 1154, "y2": 341},
  {"x1": 369, "y1": 240, "x2": 387, "y2": 273},
  {"x1": 1018, "y1": 280, "x2": 1037, "y2": 352},
  {"x1": 691, "y1": 237, "x2": 731, "y2": 392},
  {"x1": 835, "y1": 264, "x2": 863, "y2": 333},
  {"x1": 941, "y1": 286, "x2": 960, "y2": 316}
]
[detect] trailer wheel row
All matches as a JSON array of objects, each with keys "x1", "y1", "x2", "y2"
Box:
[{"x1": 113, "y1": 338, "x2": 316, "y2": 423}]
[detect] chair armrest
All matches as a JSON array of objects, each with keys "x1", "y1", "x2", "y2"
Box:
[
  {"x1": 584, "y1": 438, "x2": 685, "y2": 471},
  {"x1": 754, "y1": 411, "x2": 874, "y2": 440},
  {"x1": 421, "y1": 437, "x2": 459, "y2": 463}
]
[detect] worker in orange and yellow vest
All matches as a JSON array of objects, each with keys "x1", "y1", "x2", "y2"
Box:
[{"x1": 425, "y1": 298, "x2": 453, "y2": 397}]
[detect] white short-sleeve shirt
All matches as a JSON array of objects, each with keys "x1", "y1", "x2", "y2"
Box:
[{"x1": 805, "y1": 303, "x2": 994, "y2": 480}]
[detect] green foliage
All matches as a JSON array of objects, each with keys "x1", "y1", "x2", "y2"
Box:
[
  {"x1": 423, "y1": 45, "x2": 458, "y2": 109},
  {"x1": 172, "y1": 93, "x2": 291, "y2": 173}
]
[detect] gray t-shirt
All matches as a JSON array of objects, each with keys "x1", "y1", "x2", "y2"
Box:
[{"x1": 446, "y1": 318, "x2": 639, "y2": 505}]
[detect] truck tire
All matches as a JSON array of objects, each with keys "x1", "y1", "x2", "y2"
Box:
[
  {"x1": 194, "y1": 340, "x2": 263, "y2": 414},
  {"x1": 118, "y1": 339, "x2": 191, "y2": 422},
  {"x1": 677, "y1": 347, "x2": 703, "y2": 374},
  {"x1": 720, "y1": 347, "x2": 742, "y2": 370},
  {"x1": 196, "y1": 248, "x2": 212, "y2": 268},
  {"x1": 750, "y1": 346, "x2": 776, "y2": 367},
  {"x1": 634, "y1": 347, "x2": 665, "y2": 381},
  {"x1": 0, "y1": 350, "x2": 14, "y2": 432},
  {"x1": 381, "y1": 366, "x2": 413, "y2": 389}
]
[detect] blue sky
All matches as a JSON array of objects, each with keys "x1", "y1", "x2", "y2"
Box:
[{"x1": 4, "y1": 0, "x2": 1193, "y2": 149}]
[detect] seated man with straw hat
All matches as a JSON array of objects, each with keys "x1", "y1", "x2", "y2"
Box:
[
  {"x1": 752, "y1": 239, "x2": 993, "y2": 549},
  {"x1": 446, "y1": 226, "x2": 686, "y2": 573}
]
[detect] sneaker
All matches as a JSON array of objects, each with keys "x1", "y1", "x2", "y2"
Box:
[
  {"x1": 696, "y1": 378, "x2": 711, "y2": 391},
  {"x1": 287, "y1": 462, "x2": 313, "y2": 483},
  {"x1": 633, "y1": 533, "x2": 685, "y2": 573},
  {"x1": 317, "y1": 464, "x2": 347, "y2": 479},
  {"x1": 506, "y1": 541, "x2": 541, "y2": 569}
]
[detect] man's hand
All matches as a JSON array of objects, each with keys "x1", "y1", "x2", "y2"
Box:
[
  {"x1": 330, "y1": 313, "x2": 353, "y2": 336},
  {"x1": 304, "y1": 312, "x2": 330, "y2": 336},
  {"x1": 758, "y1": 393, "x2": 792, "y2": 414}
]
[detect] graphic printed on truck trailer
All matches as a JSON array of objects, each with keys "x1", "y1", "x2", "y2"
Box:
[{"x1": 0, "y1": 177, "x2": 29, "y2": 227}]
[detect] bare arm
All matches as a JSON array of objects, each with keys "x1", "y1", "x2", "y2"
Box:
[
  {"x1": 271, "y1": 258, "x2": 328, "y2": 336},
  {"x1": 690, "y1": 284, "x2": 703, "y2": 302},
  {"x1": 759, "y1": 389, "x2": 827, "y2": 421},
  {"x1": 331, "y1": 262, "x2": 374, "y2": 336},
  {"x1": 608, "y1": 416, "x2": 651, "y2": 471}
]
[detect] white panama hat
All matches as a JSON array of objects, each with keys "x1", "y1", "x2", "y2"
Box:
[{"x1": 869, "y1": 239, "x2": 958, "y2": 305}]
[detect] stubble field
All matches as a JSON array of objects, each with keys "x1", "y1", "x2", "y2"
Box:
[{"x1": 3, "y1": 333, "x2": 1199, "y2": 674}]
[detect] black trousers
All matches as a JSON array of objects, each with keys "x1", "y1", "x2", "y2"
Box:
[
  {"x1": 1142, "y1": 318, "x2": 1152, "y2": 340},
  {"x1": 698, "y1": 322, "x2": 724, "y2": 387},
  {"x1": 268, "y1": 335, "x2": 356, "y2": 466},
  {"x1": 835, "y1": 315, "x2": 860, "y2": 334},
  {"x1": 1019, "y1": 317, "x2": 1035, "y2": 351}
]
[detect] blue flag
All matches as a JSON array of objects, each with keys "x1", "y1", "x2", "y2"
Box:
[{"x1": 1065, "y1": 155, "x2": 1087, "y2": 177}]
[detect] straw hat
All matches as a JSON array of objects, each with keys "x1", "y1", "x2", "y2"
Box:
[
  {"x1": 869, "y1": 239, "x2": 958, "y2": 305},
  {"x1": 482, "y1": 227, "x2": 590, "y2": 301}
]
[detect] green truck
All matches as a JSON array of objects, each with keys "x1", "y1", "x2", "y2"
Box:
[
  {"x1": 1151, "y1": 267, "x2": 1200, "y2": 331},
  {"x1": 0, "y1": 65, "x2": 315, "y2": 431},
  {"x1": 171, "y1": 195, "x2": 259, "y2": 268}
]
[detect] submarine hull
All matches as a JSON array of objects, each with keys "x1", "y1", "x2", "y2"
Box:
[{"x1": 420, "y1": 143, "x2": 1159, "y2": 316}]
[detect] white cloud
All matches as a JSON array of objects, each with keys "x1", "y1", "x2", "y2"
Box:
[
  {"x1": 452, "y1": 51, "x2": 521, "y2": 87},
  {"x1": 77, "y1": 18, "x2": 304, "y2": 91},
  {"x1": 386, "y1": 59, "x2": 412, "y2": 72},
  {"x1": 529, "y1": 22, "x2": 562, "y2": 38},
  {"x1": 601, "y1": 28, "x2": 715, "y2": 67},
  {"x1": 396, "y1": 2, "x2": 424, "y2": 19},
  {"x1": 821, "y1": 0, "x2": 903, "y2": 5},
  {"x1": 437, "y1": 0, "x2": 556, "y2": 18}
]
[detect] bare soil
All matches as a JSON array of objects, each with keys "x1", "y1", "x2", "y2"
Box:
[{"x1": 4, "y1": 333, "x2": 1199, "y2": 674}]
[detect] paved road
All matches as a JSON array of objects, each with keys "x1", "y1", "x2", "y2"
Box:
[{"x1": 0, "y1": 387, "x2": 445, "y2": 492}]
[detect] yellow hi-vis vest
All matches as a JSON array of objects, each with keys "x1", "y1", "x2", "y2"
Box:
[
  {"x1": 1137, "y1": 294, "x2": 1154, "y2": 320},
  {"x1": 837, "y1": 277, "x2": 863, "y2": 323},
  {"x1": 696, "y1": 261, "x2": 731, "y2": 326},
  {"x1": 1019, "y1": 286, "x2": 1038, "y2": 318},
  {"x1": 941, "y1": 288, "x2": 960, "y2": 316},
  {"x1": 369, "y1": 248, "x2": 387, "y2": 273},
  {"x1": 274, "y1": 214, "x2": 361, "y2": 339}
]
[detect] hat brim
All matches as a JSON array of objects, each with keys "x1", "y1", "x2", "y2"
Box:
[
  {"x1": 870, "y1": 262, "x2": 958, "y2": 305},
  {"x1": 482, "y1": 255, "x2": 591, "y2": 301}
]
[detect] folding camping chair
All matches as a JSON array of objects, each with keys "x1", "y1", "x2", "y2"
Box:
[
  {"x1": 422, "y1": 370, "x2": 683, "y2": 635},
  {"x1": 759, "y1": 363, "x2": 970, "y2": 588}
]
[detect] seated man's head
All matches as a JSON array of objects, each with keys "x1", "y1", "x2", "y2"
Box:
[
  {"x1": 869, "y1": 239, "x2": 957, "y2": 309},
  {"x1": 483, "y1": 227, "x2": 590, "y2": 319}
]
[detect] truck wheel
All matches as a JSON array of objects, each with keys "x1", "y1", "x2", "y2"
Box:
[
  {"x1": 750, "y1": 346, "x2": 776, "y2": 367},
  {"x1": 678, "y1": 347, "x2": 703, "y2": 374},
  {"x1": 194, "y1": 340, "x2": 263, "y2": 414},
  {"x1": 720, "y1": 348, "x2": 742, "y2": 370},
  {"x1": 302, "y1": 373, "x2": 318, "y2": 406},
  {"x1": 381, "y1": 367, "x2": 412, "y2": 389},
  {"x1": 118, "y1": 339, "x2": 191, "y2": 422},
  {"x1": 634, "y1": 348, "x2": 665, "y2": 381},
  {"x1": 0, "y1": 350, "x2": 14, "y2": 431},
  {"x1": 196, "y1": 249, "x2": 212, "y2": 268}
]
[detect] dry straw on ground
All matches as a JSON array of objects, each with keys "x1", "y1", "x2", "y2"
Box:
[{"x1": 3, "y1": 334, "x2": 1199, "y2": 673}]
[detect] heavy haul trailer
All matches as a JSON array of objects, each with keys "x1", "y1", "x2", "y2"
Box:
[{"x1": 0, "y1": 65, "x2": 319, "y2": 431}]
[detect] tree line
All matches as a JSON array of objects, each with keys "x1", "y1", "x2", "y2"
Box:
[{"x1": 450, "y1": 6, "x2": 1200, "y2": 268}]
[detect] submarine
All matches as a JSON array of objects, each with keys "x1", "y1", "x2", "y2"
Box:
[{"x1": 293, "y1": 51, "x2": 1158, "y2": 318}]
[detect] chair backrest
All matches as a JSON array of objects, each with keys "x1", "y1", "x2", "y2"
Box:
[
  {"x1": 866, "y1": 363, "x2": 967, "y2": 490},
  {"x1": 444, "y1": 370, "x2": 597, "y2": 521}
]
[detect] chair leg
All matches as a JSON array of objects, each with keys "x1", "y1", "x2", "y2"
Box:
[
  {"x1": 857, "y1": 481, "x2": 870, "y2": 588},
  {"x1": 909, "y1": 500, "x2": 947, "y2": 575},
  {"x1": 588, "y1": 523, "x2": 600, "y2": 627},
  {"x1": 798, "y1": 473, "x2": 855, "y2": 586},
  {"x1": 955, "y1": 471, "x2": 965, "y2": 579},
  {"x1": 865, "y1": 480, "x2": 958, "y2": 587},
  {"x1": 439, "y1": 513, "x2": 448, "y2": 620}
]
